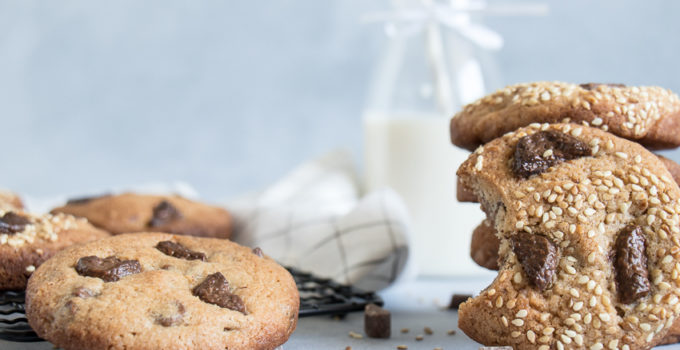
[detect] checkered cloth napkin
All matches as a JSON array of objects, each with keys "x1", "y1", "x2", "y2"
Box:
[{"x1": 225, "y1": 152, "x2": 412, "y2": 291}]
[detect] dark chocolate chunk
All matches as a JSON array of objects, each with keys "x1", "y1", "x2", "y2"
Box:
[
  {"x1": 579, "y1": 83, "x2": 626, "y2": 90},
  {"x1": 148, "y1": 200, "x2": 182, "y2": 228},
  {"x1": 72, "y1": 287, "x2": 95, "y2": 298},
  {"x1": 75, "y1": 256, "x2": 142, "y2": 282},
  {"x1": 448, "y1": 294, "x2": 472, "y2": 310},
  {"x1": 252, "y1": 247, "x2": 263, "y2": 257},
  {"x1": 0, "y1": 212, "x2": 31, "y2": 234},
  {"x1": 512, "y1": 130, "x2": 591, "y2": 178},
  {"x1": 156, "y1": 241, "x2": 206, "y2": 261},
  {"x1": 615, "y1": 225, "x2": 651, "y2": 303},
  {"x1": 512, "y1": 232, "x2": 559, "y2": 291},
  {"x1": 66, "y1": 194, "x2": 109, "y2": 205},
  {"x1": 364, "y1": 303, "x2": 390, "y2": 339},
  {"x1": 155, "y1": 302, "x2": 185, "y2": 327},
  {"x1": 192, "y1": 272, "x2": 246, "y2": 314}
]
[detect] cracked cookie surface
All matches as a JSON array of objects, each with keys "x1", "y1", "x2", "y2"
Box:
[
  {"x1": 457, "y1": 123, "x2": 680, "y2": 350},
  {"x1": 26, "y1": 233, "x2": 299, "y2": 350}
]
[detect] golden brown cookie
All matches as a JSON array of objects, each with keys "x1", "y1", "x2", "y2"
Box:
[
  {"x1": 457, "y1": 123, "x2": 680, "y2": 350},
  {"x1": 0, "y1": 189, "x2": 24, "y2": 211},
  {"x1": 450, "y1": 82, "x2": 680, "y2": 151},
  {"x1": 457, "y1": 176, "x2": 478, "y2": 202},
  {"x1": 460, "y1": 154, "x2": 680, "y2": 204},
  {"x1": 51, "y1": 193, "x2": 232, "y2": 239},
  {"x1": 0, "y1": 210, "x2": 109, "y2": 290},
  {"x1": 470, "y1": 219, "x2": 499, "y2": 270},
  {"x1": 658, "y1": 155, "x2": 680, "y2": 185},
  {"x1": 468, "y1": 155, "x2": 680, "y2": 272},
  {"x1": 26, "y1": 233, "x2": 299, "y2": 350}
]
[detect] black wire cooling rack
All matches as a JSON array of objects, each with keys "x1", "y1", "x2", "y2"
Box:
[{"x1": 0, "y1": 266, "x2": 383, "y2": 343}]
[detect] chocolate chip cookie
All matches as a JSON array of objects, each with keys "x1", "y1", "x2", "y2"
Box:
[
  {"x1": 450, "y1": 82, "x2": 680, "y2": 151},
  {"x1": 457, "y1": 123, "x2": 680, "y2": 350},
  {"x1": 0, "y1": 210, "x2": 109, "y2": 290},
  {"x1": 470, "y1": 155, "x2": 680, "y2": 272},
  {"x1": 51, "y1": 193, "x2": 232, "y2": 239},
  {"x1": 26, "y1": 233, "x2": 299, "y2": 350},
  {"x1": 468, "y1": 155, "x2": 680, "y2": 272}
]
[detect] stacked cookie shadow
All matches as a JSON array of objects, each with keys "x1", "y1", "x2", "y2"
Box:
[
  {"x1": 449, "y1": 82, "x2": 680, "y2": 349},
  {"x1": 0, "y1": 192, "x2": 299, "y2": 350}
]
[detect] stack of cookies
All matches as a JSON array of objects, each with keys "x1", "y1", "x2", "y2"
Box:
[
  {"x1": 0, "y1": 191, "x2": 299, "y2": 350},
  {"x1": 449, "y1": 82, "x2": 680, "y2": 349}
]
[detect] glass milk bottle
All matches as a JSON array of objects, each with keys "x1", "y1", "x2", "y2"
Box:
[{"x1": 363, "y1": 0, "x2": 503, "y2": 276}]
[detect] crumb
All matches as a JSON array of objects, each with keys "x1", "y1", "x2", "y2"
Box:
[
  {"x1": 424, "y1": 326, "x2": 433, "y2": 335},
  {"x1": 348, "y1": 331, "x2": 363, "y2": 339}
]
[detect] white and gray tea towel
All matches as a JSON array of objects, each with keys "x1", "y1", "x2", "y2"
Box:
[{"x1": 225, "y1": 152, "x2": 412, "y2": 291}]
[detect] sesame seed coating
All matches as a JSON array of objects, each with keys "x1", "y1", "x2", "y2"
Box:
[
  {"x1": 457, "y1": 123, "x2": 680, "y2": 350},
  {"x1": 451, "y1": 81, "x2": 680, "y2": 151}
]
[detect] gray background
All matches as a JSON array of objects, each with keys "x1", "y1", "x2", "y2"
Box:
[{"x1": 1, "y1": 0, "x2": 679, "y2": 200}]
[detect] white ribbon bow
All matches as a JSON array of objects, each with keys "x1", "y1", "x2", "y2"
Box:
[
  {"x1": 363, "y1": 0, "x2": 548, "y2": 114},
  {"x1": 363, "y1": 0, "x2": 549, "y2": 51}
]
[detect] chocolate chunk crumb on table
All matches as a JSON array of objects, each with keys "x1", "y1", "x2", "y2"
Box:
[{"x1": 364, "y1": 303, "x2": 391, "y2": 339}]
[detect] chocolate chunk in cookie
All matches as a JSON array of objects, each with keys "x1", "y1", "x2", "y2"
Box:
[
  {"x1": 156, "y1": 241, "x2": 206, "y2": 261},
  {"x1": 511, "y1": 232, "x2": 558, "y2": 291},
  {"x1": 615, "y1": 226, "x2": 651, "y2": 304},
  {"x1": 252, "y1": 247, "x2": 263, "y2": 257},
  {"x1": 448, "y1": 294, "x2": 472, "y2": 310},
  {"x1": 148, "y1": 200, "x2": 183, "y2": 228},
  {"x1": 66, "y1": 194, "x2": 110, "y2": 205},
  {"x1": 192, "y1": 272, "x2": 246, "y2": 314},
  {"x1": 0, "y1": 212, "x2": 31, "y2": 234},
  {"x1": 75, "y1": 256, "x2": 141, "y2": 282},
  {"x1": 154, "y1": 302, "x2": 185, "y2": 327},
  {"x1": 512, "y1": 130, "x2": 590, "y2": 178},
  {"x1": 579, "y1": 82, "x2": 626, "y2": 90}
]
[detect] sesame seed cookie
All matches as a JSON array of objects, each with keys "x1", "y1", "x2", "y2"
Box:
[
  {"x1": 51, "y1": 193, "x2": 232, "y2": 239},
  {"x1": 0, "y1": 210, "x2": 109, "y2": 290},
  {"x1": 467, "y1": 155, "x2": 680, "y2": 272},
  {"x1": 450, "y1": 82, "x2": 680, "y2": 151},
  {"x1": 457, "y1": 123, "x2": 680, "y2": 350},
  {"x1": 0, "y1": 189, "x2": 24, "y2": 211},
  {"x1": 26, "y1": 232, "x2": 299, "y2": 350}
]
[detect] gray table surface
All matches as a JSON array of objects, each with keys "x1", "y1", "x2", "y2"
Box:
[{"x1": 4, "y1": 277, "x2": 680, "y2": 350}]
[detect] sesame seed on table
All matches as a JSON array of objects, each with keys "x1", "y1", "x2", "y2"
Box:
[{"x1": 4, "y1": 276, "x2": 680, "y2": 349}]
